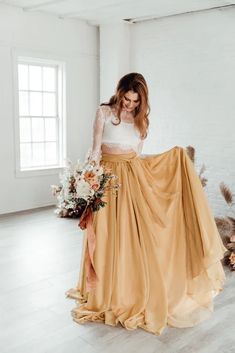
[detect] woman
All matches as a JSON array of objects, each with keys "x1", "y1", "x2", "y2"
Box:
[{"x1": 66, "y1": 72, "x2": 227, "y2": 335}]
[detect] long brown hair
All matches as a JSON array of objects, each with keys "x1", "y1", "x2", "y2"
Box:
[{"x1": 101, "y1": 72, "x2": 150, "y2": 139}]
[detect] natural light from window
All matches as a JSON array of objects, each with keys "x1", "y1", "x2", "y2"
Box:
[{"x1": 17, "y1": 58, "x2": 65, "y2": 171}]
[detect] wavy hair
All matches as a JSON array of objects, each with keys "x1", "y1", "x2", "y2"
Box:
[{"x1": 101, "y1": 72, "x2": 150, "y2": 139}]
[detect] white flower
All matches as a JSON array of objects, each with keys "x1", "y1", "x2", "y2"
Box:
[
  {"x1": 74, "y1": 159, "x2": 84, "y2": 172},
  {"x1": 51, "y1": 184, "x2": 61, "y2": 196},
  {"x1": 75, "y1": 174, "x2": 84, "y2": 182},
  {"x1": 95, "y1": 165, "x2": 104, "y2": 176},
  {"x1": 63, "y1": 158, "x2": 73, "y2": 169},
  {"x1": 84, "y1": 148, "x2": 92, "y2": 163},
  {"x1": 83, "y1": 163, "x2": 94, "y2": 172},
  {"x1": 76, "y1": 180, "x2": 94, "y2": 200},
  {"x1": 63, "y1": 188, "x2": 70, "y2": 199}
]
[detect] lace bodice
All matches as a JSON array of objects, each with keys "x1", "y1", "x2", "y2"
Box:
[{"x1": 87, "y1": 105, "x2": 144, "y2": 166}]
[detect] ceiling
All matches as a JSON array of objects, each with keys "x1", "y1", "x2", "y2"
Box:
[{"x1": 1, "y1": 0, "x2": 235, "y2": 25}]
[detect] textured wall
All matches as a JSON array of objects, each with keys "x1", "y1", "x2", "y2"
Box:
[{"x1": 130, "y1": 7, "x2": 235, "y2": 216}]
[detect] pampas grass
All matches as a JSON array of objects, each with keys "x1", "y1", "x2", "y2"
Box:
[{"x1": 185, "y1": 145, "x2": 208, "y2": 187}]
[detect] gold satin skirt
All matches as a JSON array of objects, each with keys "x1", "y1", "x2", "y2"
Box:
[{"x1": 65, "y1": 146, "x2": 227, "y2": 335}]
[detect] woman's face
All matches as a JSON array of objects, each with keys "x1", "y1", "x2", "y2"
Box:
[{"x1": 121, "y1": 90, "x2": 140, "y2": 112}]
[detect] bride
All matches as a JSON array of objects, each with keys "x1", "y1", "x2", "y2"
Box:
[{"x1": 65, "y1": 72, "x2": 227, "y2": 335}]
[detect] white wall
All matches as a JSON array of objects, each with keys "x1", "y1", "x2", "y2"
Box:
[
  {"x1": 100, "y1": 22, "x2": 131, "y2": 102},
  {"x1": 0, "y1": 4, "x2": 99, "y2": 215},
  {"x1": 1, "y1": 5, "x2": 234, "y2": 217},
  {"x1": 129, "y1": 7, "x2": 235, "y2": 216}
]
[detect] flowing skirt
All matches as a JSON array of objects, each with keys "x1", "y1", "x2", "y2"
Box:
[{"x1": 65, "y1": 146, "x2": 227, "y2": 335}]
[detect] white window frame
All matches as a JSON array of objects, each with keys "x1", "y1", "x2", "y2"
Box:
[{"x1": 12, "y1": 49, "x2": 67, "y2": 178}]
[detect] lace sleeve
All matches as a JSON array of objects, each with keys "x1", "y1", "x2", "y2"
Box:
[
  {"x1": 87, "y1": 105, "x2": 105, "y2": 166},
  {"x1": 137, "y1": 139, "x2": 144, "y2": 156}
]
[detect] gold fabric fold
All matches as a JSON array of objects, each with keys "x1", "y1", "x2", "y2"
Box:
[{"x1": 65, "y1": 146, "x2": 227, "y2": 335}]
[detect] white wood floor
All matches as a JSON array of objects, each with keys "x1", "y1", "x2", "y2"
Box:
[{"x1": 0, "y1": 206, "x2": 234, "y2": 353}]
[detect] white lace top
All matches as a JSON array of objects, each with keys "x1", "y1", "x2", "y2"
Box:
[{"x1": 88, "y1": 105, "x2": 144, "y2": 165}]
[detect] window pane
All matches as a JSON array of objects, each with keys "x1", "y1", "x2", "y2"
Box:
[
  {"x1": 32, "y1": 118, "x2": 44, "y2": 142},
  {"x1": 30, "y1": 92, "x2": 42, "y2": 116},
  {"x1": 19, "y1": 92, "x2": 29, "y2": 116},
  {"x1": 43, "y1": 92, "x2": 56, "y2": 116},
  {"x1": 20, "y1": 118, "x2": 31, "y2": 142},
  {"x1": 45, "y1": 118, "x2": 56, "y2": 141},
  {"x1": 45, "y1": 142, "x2": 57, "y2": 165},
  {"x1": 29, "y1": 65, "x2": 42, "y2": 91},
  {"x1": 17, "y1": 59, "x2": 62, "y2": 170},
  {"x1": 18, "y1": 64, "x2": 28, "y2": 90},
  {"x1": 43, "y1": 67, "x2": 56, "y2": 92},
  {"x1": 20, "y1": 143, "x2": 32, "y2": 168},
  {"x1": 32, "y1": 142, "x2": 44, "y2": 166}
]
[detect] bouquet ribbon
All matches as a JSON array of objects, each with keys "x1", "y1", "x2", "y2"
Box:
[{"x1": 79, "y1": 207, "x2": 98, "y2": 291}]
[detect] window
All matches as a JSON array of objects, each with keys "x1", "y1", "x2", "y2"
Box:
[{"x1": 13, "y1": 54, "x2": 66, "y2": 176}]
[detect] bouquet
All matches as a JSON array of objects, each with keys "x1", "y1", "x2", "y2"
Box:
[{"x1": 51, "y1": 149, "x2": 120, "y2": 223}]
